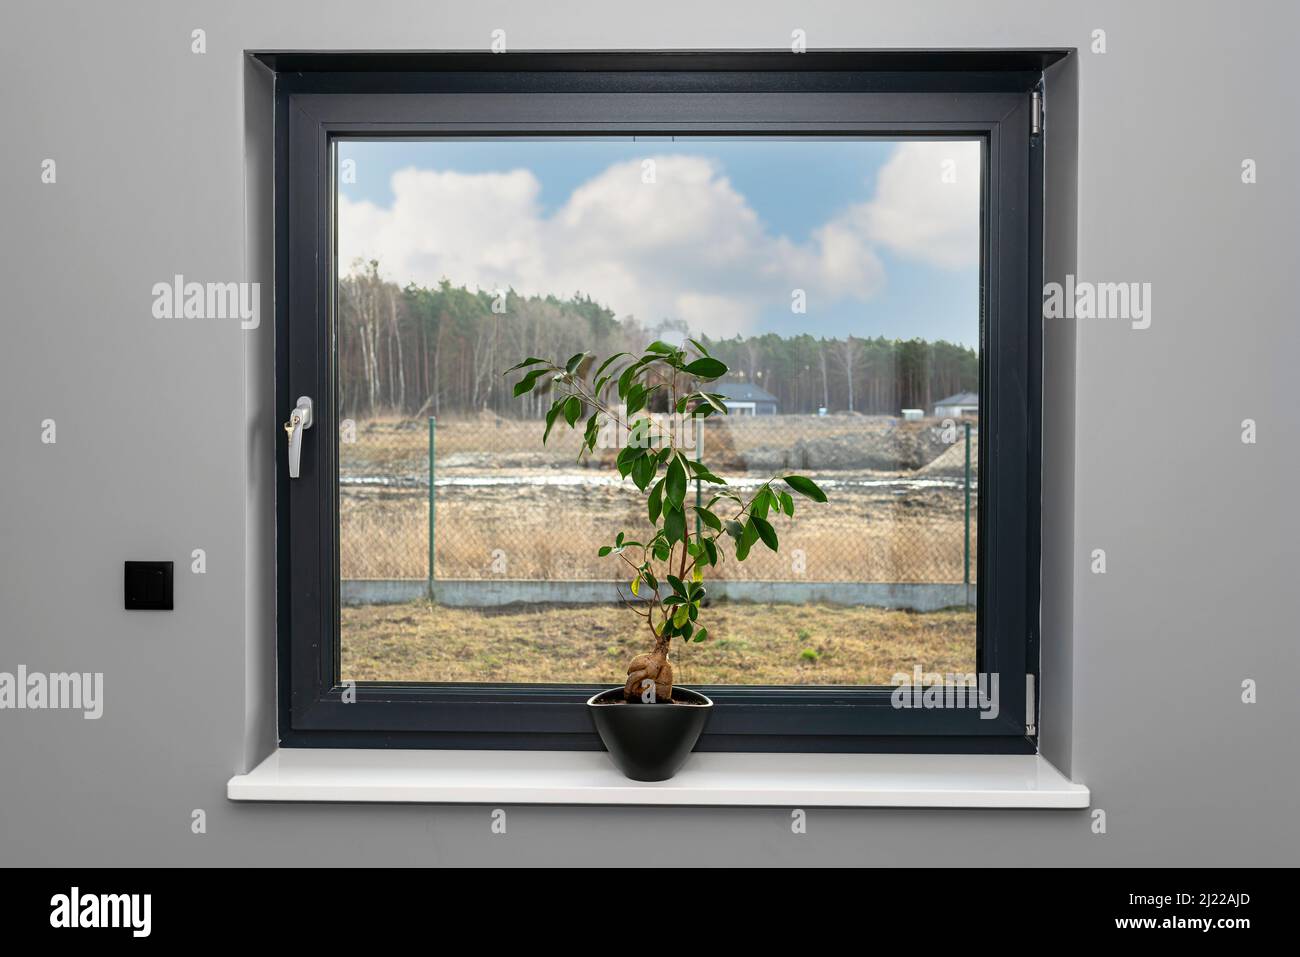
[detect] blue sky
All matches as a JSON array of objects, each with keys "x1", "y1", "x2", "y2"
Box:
[{"x1": 337, "y1": 137, "x2": 980, "y2": 347}]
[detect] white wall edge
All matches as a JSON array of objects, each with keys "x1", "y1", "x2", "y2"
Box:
[{"x1": 228, "y1": 748, "x2": 1089, "y2": 808}]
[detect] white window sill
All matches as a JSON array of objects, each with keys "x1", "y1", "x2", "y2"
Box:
[{"x1": 227, "y1": 749, "x2": 1088, "y2": 808}]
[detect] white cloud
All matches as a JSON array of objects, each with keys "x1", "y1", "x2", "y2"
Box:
[
  {"x1": 852, "y1": 140, "x2": 981, "y2": 269},
  {"x1": 337, "y1": 144, "x2": 976, "y2": 337},
  {"x1": 338, "y1": 167, "x2": 546, "y2": 290}
]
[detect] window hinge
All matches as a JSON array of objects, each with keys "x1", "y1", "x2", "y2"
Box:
[
  {"x1": 1030, "y1": 90, "x2": 1042, "y2": 136},
  {"x1": 1025, "y1": 674, "x2": 1037, "y2": 736}
]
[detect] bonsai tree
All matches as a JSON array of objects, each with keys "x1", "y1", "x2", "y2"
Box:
[{"x1": 505, "y1": 339, "x2": 827, "y2": 703}]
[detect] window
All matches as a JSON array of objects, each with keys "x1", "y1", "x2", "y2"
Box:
[
  {"x1": 272, "y1": 52, "x2": 1047, "y2": 752},
  {"x1": 335, "y1": 134, "x2": 982, "y2": 687}
]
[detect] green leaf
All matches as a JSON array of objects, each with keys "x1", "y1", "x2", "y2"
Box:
[
  {"x1": 695, "y1": 507, "x2": 722, "y2": 531},
  {"x1": 751, "y1": 514, "x2": 779, "y2": 552},
  {"x1": 683, "y1": 357, "x2": 727, "y2": 379},
  {"x1": 645, "y1": 340, "x2": 676, "y2": 355},
  {"x1": 648, "y1": 479, "x2": 665, "y2": 524},
  {"x1": 724, "y1": 520, "x2": 745, "y2": 541},
  {"x1": 735, "y1": 518, "x2": 759, "y2": 561},
  {"x1": 779, "y1": 491, "x2": 795, "y2": 517},
  {"x1": 503, "y1": 357, "x2": 546, "y2": 375},
  {"x1": 686, "y1": 338, "x2": 711, "y2": 357},
  {"x1": 784, "y1": 475, "x2": 828, "y2": 503},
  {"x1": 663, "y1": 508, "x2": 686, "y2": 544},
  {"x1": 563, "y1": 395, "x2": 583, "y2": 427},
  {"x1": 703, "y1": 538, "x2": 718, "y2": 566},
  {"x1": 592, "y1": 352, "x2": 628, "y2": 381},
  {"x1": 625, "y1": 382, "x2": 647, "y2": 417},
  {"x1": 695, "y1": 392, "x2": 726, "y2": 414},
  {"x1": 542, "y1": 400, "x2": 562, "y2": 444},
  {"x1": 685, "y1": 458, "x2": 720, "y2": 479},
  {"x1": 665, "y1": 457, "x2": 687, "y2": 510},
  {"x1": 631, "y1": 453, "x2": 656, "y2": 491},
  {"x1": 615, "y1": 445, "x2": 637, "y2": 478},
  {"x1": 564, "y1": 352, "x2": 587, "y2": 374},
  {"x1": 512, "y1": 368, "x2": 546, "y2": 397},
  {"x1": 617, "y1": 362, "x2": 639, "y2": 399},
  {"x1": 692, "y1": 626, "x2": 709, "y2": 644}
]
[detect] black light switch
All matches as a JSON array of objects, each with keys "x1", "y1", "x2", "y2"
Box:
[{"x1": 124, "y1": 561, "x2": 173, "y2": 610}]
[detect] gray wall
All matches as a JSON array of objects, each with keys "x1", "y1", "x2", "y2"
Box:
[{"x1": 1, "y1": 0, "x2": 1296, "y2": 866}]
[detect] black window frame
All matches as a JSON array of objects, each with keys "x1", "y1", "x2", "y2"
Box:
[{"x1": 267, "y1": 51, "x2": 1056, "y2": 754}]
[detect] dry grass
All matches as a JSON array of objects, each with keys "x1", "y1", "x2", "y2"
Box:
[{"x1": 341, "y1": 601, "x2": 976, "y2": 686}]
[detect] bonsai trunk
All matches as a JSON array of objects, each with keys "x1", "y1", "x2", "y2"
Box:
[{"x1": 623, "y1": 630, "x2": 674, "y2": 702}]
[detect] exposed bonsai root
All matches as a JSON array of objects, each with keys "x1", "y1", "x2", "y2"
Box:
[{"x1": 624, "y1": 638, "x2": 673, "y2": 702}]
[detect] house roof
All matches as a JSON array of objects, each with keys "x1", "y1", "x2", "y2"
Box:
[
  {"x1": 712, "y1": 381, "x2": 778, "y2": 403},
  {"x1": 934, "y1": 391, "x2": 979, "y2": 406}
]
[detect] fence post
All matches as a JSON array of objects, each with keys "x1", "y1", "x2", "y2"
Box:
[
  {"x1": 434, "y1": 413, "x2": 444, "y2": 595},
  {"x1": 963, "y1": 420, "x2": 972, "y2": 596},
  {"x1": 694, "y1": 414, "x2": 703, "y2": 539}
]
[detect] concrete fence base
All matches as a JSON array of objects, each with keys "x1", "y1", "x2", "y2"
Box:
[{"x1": 341, "y1": 578, "x2": 973, "y2": 612}]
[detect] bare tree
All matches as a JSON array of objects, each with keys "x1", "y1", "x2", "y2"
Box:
[
  {"x1": 817, "y1": 341, "x2": 830, "y2": 410},
  {"x1": 339, "y1": 259, "x2": 387, "y2": 414},
  {"x1": 833, "y1": 336, "x2": 863, "y2": 412}
]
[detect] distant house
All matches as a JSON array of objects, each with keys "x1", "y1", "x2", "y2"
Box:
[
  {"x1": 712, "y1": 381, "x2": 779, "y2": 416},
  {"x1": 933, "y1": 391, "x2": 979, "y2": 418}
]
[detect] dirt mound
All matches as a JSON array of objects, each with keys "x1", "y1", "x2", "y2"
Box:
[
  {"x1": 918, "y1": 435, "x2": 978, "y2": 477},
  {"x1": 718, "y1": 421, "x2": 953, "y2": 472}
]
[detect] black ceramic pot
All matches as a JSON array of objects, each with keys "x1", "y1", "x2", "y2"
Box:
[{"x1": 586, "y1": 687, "x2": 713, "y2": 781}]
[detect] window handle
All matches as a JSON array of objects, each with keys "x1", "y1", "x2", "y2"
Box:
[{"x1": 283, "y1": 396, "x2": 314, "y2": 478}]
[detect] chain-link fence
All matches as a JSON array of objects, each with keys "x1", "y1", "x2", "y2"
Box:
[{"x1": 339, "y1": 413, "x2": 979, "y2": 587}]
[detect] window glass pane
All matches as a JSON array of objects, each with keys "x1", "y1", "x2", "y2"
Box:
[{"x1": 335, "y1": 136, "x2": 980, "y2": 686}]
